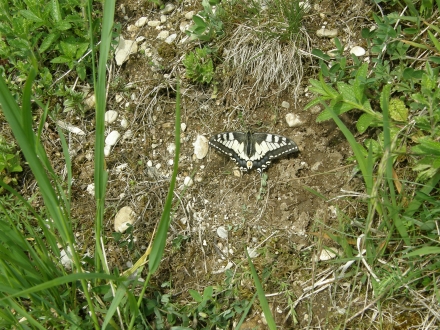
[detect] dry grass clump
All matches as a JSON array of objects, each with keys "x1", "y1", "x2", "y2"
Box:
[{"x1": 220, "y1": 1, "x2": 311, "y2": 109}]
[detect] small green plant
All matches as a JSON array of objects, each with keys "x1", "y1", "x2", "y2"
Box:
[
  {"x1": 183, "y1": 47, "x2": 214, "y2": 84},
  {"x1": 186, "y1": 0, "x2": 224, "y2": 42},
  {"x1": 0, "y1": 136, "x2": 22, "y2": 188}
]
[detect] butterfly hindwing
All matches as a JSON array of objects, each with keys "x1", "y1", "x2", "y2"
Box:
[{"x1": 209, "y1": 131, "x2": 299, "y2": 173}]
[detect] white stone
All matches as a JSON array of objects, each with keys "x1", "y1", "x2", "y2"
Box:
[
  {"x1": 193, "y1": 135, "x2": 209, "y2": 159},
  {"x1": 115, "y1": 163, "x2": 128, "y2": 174},
  {"x1": 148, "y1": 20, "x2": 161, "y2": 27},
  {"x1": 350, "y1": 46, "x2": 366, "y2": 56},
  {"x1": 311, "y1": 161, "x2": 322, "y2": 172},
  {"x1": 115, "y1": 94, "x2": 123, "y2": 103},
  {"x1": 155, "y1": 163, "x2": 161, "y2": 169},
  {"x1": 105, "y1": 110, "x2": 118, "y2": 124},
  {"x1": 247, "y1": 247, "x2": 259, "y2": 258},
  {"x1": 147, "y1": 160, "x2": 153, "y2": 167},
  {"x1": 167, "y1": 143, "x2": 176, "y2": 154},
  {"x1": 135, "y1": 17, "x2": 148, "y2": 27},
  {"x1": 161, "y1": 3, "x2": 175, "y2": 14},
  {"x1": 216, "y1": 226, "x2": 228, "y2": 239},
  {"x1": 114, "y1": 206, "x2": 136, "y2": 233},
  {"x1": 136, "y1": 36, "x2": 146, "y2": 43},
  {"x1": 160, "y1": 15, "x2": 167, "y2": 23},
  {"x1": 104, "y1": 144, "x2": 111, "y2": 157},
  {"x1": 105, "y1": 130, "x2": 121, "y2": 146},
  {"x1": 84, "y1": 93, "x2": 96, "y2": 109},
  {"x1": 299, "y1": 1, "x2": 311, "y2": 12},
  {"x1": 157, "y1": 30, "x2": 170, "y2": 40},
  {"x1": 181, "y1": 123, "x2": 187, "y2": 132},
  {"x1": 180, "y1": 21, "x2": 190, "y2": 33},
  {"x1": 115, "y1": 36, "x2": 138, "y2": 66},
  {"x1": 233, "y1": 169, "x2": 241, "y2": 177},
  {"x1": 281, "y1": 101, "x2": 290, "y2": 109},
  {"x1": 120, "y1": 118, "x2": 128, "y2": 128},
  {"x1": 316, "y1": 28, "x2": 338, "y2": 38},
  {"x1": 285, "y1": 113, "x2": 302, "y2": 127},
  {"x1": 86, "y1": 183, "x2": 95, "y2": 196},
  {"x1": 168, "y1": 159, "x2": 174, "y2": 166},
  {"x1": 122, "y1": 130, "x2": 133, "y2": 140},
  {"x1": 56, "y1": 121, "x2": 85, "y2": 136},
  {"x1": 60, "y1": 246, "x2": 73, "y2": 270},
  {"x1": 184, "y1": 176, "x2": 193, "y2": 186},
  {"x1": 165, "y1": 33, "x2": 177, "y2": 44},
  {"x1": 185, "y1": 11, "x2": 195, "y2": 19}
]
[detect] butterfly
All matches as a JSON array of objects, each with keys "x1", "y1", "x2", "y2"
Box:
[{"x1": 209, "y1": 131, "x2": 299, "y2": 173}]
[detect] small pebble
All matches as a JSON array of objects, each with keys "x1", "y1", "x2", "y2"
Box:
[
  {"x1": 147, "y1": 160, "x2": 153, "y2": 167},
  {"x1": 281, "y1": 101, "x2": 290, "y2": 109},
  {"x1": 120, "y1": 118, "x2": 128, "y2": 128},
  {"x1": 184, "y1": 176, "x2": 193, "y2": 186},
  {"x1": 181, "y1": 123, "x2": 187, "y2": 132},
  {"x1": 160, "y1": 3, "x2": 175, "y2": 14},
  {"x1": 165, "y1": 33, "x2": 177, "y2": 44},
  {"x1": 114, "y1": 206, "x2": 136, "y2": 233},
  {"x1": 135, "y1": 17, "x2": 148, "y2": 27},
  {"x1": 285, "y1": 113, "x2": 302, "y2": 127},
  {"x1": 185, "y1": 11, "x2": 195, "y2": 20},
  {"x1": 167, "y1": 143, "x2": 176, "y2": 154},
  {"x1": 104, "y1": 145, "x2": 111, "y2": 157},
  {"x1": 105, "y1": 110, "x2": 118, "y2": 124},
  {"x1": 155, "y1": 163, "x2": 161, "y2": 169},
  {"x1": 350, "y1": 46, "x2": 366, "y2": 56},
  {"x1": 122, "y1": 130, "x2": 133, "y2": 140},
  {"x1": 105, "y1": 130, "x2": 121, "y2": 146},
  {"x1": 168, "y1": 159, "x2": 174, "y2": 166},
  {"x1": 217, "y1": 226, "x2": 228, "y2": 239},
  {"x1": 157, "y1": 30, "x2": 170, "y2": 40},
  {"x1": 193, "y1": 135, "x2": 209, "y2": 159},
  {"x1": 316, "y1": 28, "x2": 338, "y2": 38},
  {"x1": 148, "y1": 20, "x2": 161, "y2": 27}
]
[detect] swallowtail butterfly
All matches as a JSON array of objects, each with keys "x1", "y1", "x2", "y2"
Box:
[{"x1": 209, "y1": 131, "x2": 299, "y2": 173}]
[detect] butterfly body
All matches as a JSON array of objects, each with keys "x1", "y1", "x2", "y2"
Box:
[{"x1": 209, "y1": 131, "x2": 299, "y2": 173}]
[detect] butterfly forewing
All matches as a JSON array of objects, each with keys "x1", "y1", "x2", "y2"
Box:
[{"x1": 209, "y1": 131, "x2": 299, "y2": 173}]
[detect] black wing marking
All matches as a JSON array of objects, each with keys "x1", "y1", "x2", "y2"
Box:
[{"x1": 209, "y1": 131, "x2": 299, "y2": 173}]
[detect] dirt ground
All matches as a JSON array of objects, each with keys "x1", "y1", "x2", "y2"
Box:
[{"x1": 22, "y1": 0, "x2": 415, "y2": 328}]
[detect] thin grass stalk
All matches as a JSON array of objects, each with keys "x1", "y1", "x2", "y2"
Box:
[
  {"x1": 246, "y1": 248, "x2": 276, "y2": 329},
  {"x1": 90, "y1": 0, "x2": 115, "y2": 275},
  {"x1": 128, "y1": 80, "x2": 181, "y2": 329}
]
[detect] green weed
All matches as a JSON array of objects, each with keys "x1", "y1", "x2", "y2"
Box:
[
  {"x1": 186, "y1": 0, "x2": 224, "y2": 42},
  {"x1": 183, "y1": 47, "x2": 214, "y2": 84},
  {"x1": 0, "y1": 136, "x2": 22, "y2": 188}
]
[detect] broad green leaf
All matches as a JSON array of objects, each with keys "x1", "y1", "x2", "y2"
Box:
[
  {"x1": 389, "y1": 98, "x2": 408, "y2": 122},
  {"x1": 51, "y1": 56, "x2": 71, "y2": 64},
  {"x1": 316, "y1": 102, "x2": 354, "y2": 122},
  {"x1": 19, "y1": 10, "x2": 44, "y2": 23},
  {"x1": 50, "y1": 0, "x2": 62, "y2": 22},
  {"x1": 60, "y1": 40, "x2": 77, "y2": 57},
  {"x1": 189, "y1": 289, "x2": 203, "y2": 302},
  {"x1": 353, "y1": 62, "x2": 368, "y2": 102},
  {"x1": 55, "y1": 20, "x2": 72, "y2": 31},
  {"x1": 337, "y1": 82, "x2": 357, "y2": 104},
  {"x1": 193, "y1": 15, "x2": 206, "y2": 28},
  {"x1": 428, "y1": 30, "x2": 440, "y2": 52},
  {"x1": 356, "y1": 113, "x2": 374, "y2": 133},
  {"x1": 39, "y1": 32, "x2": 60, "y2": 53}
]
